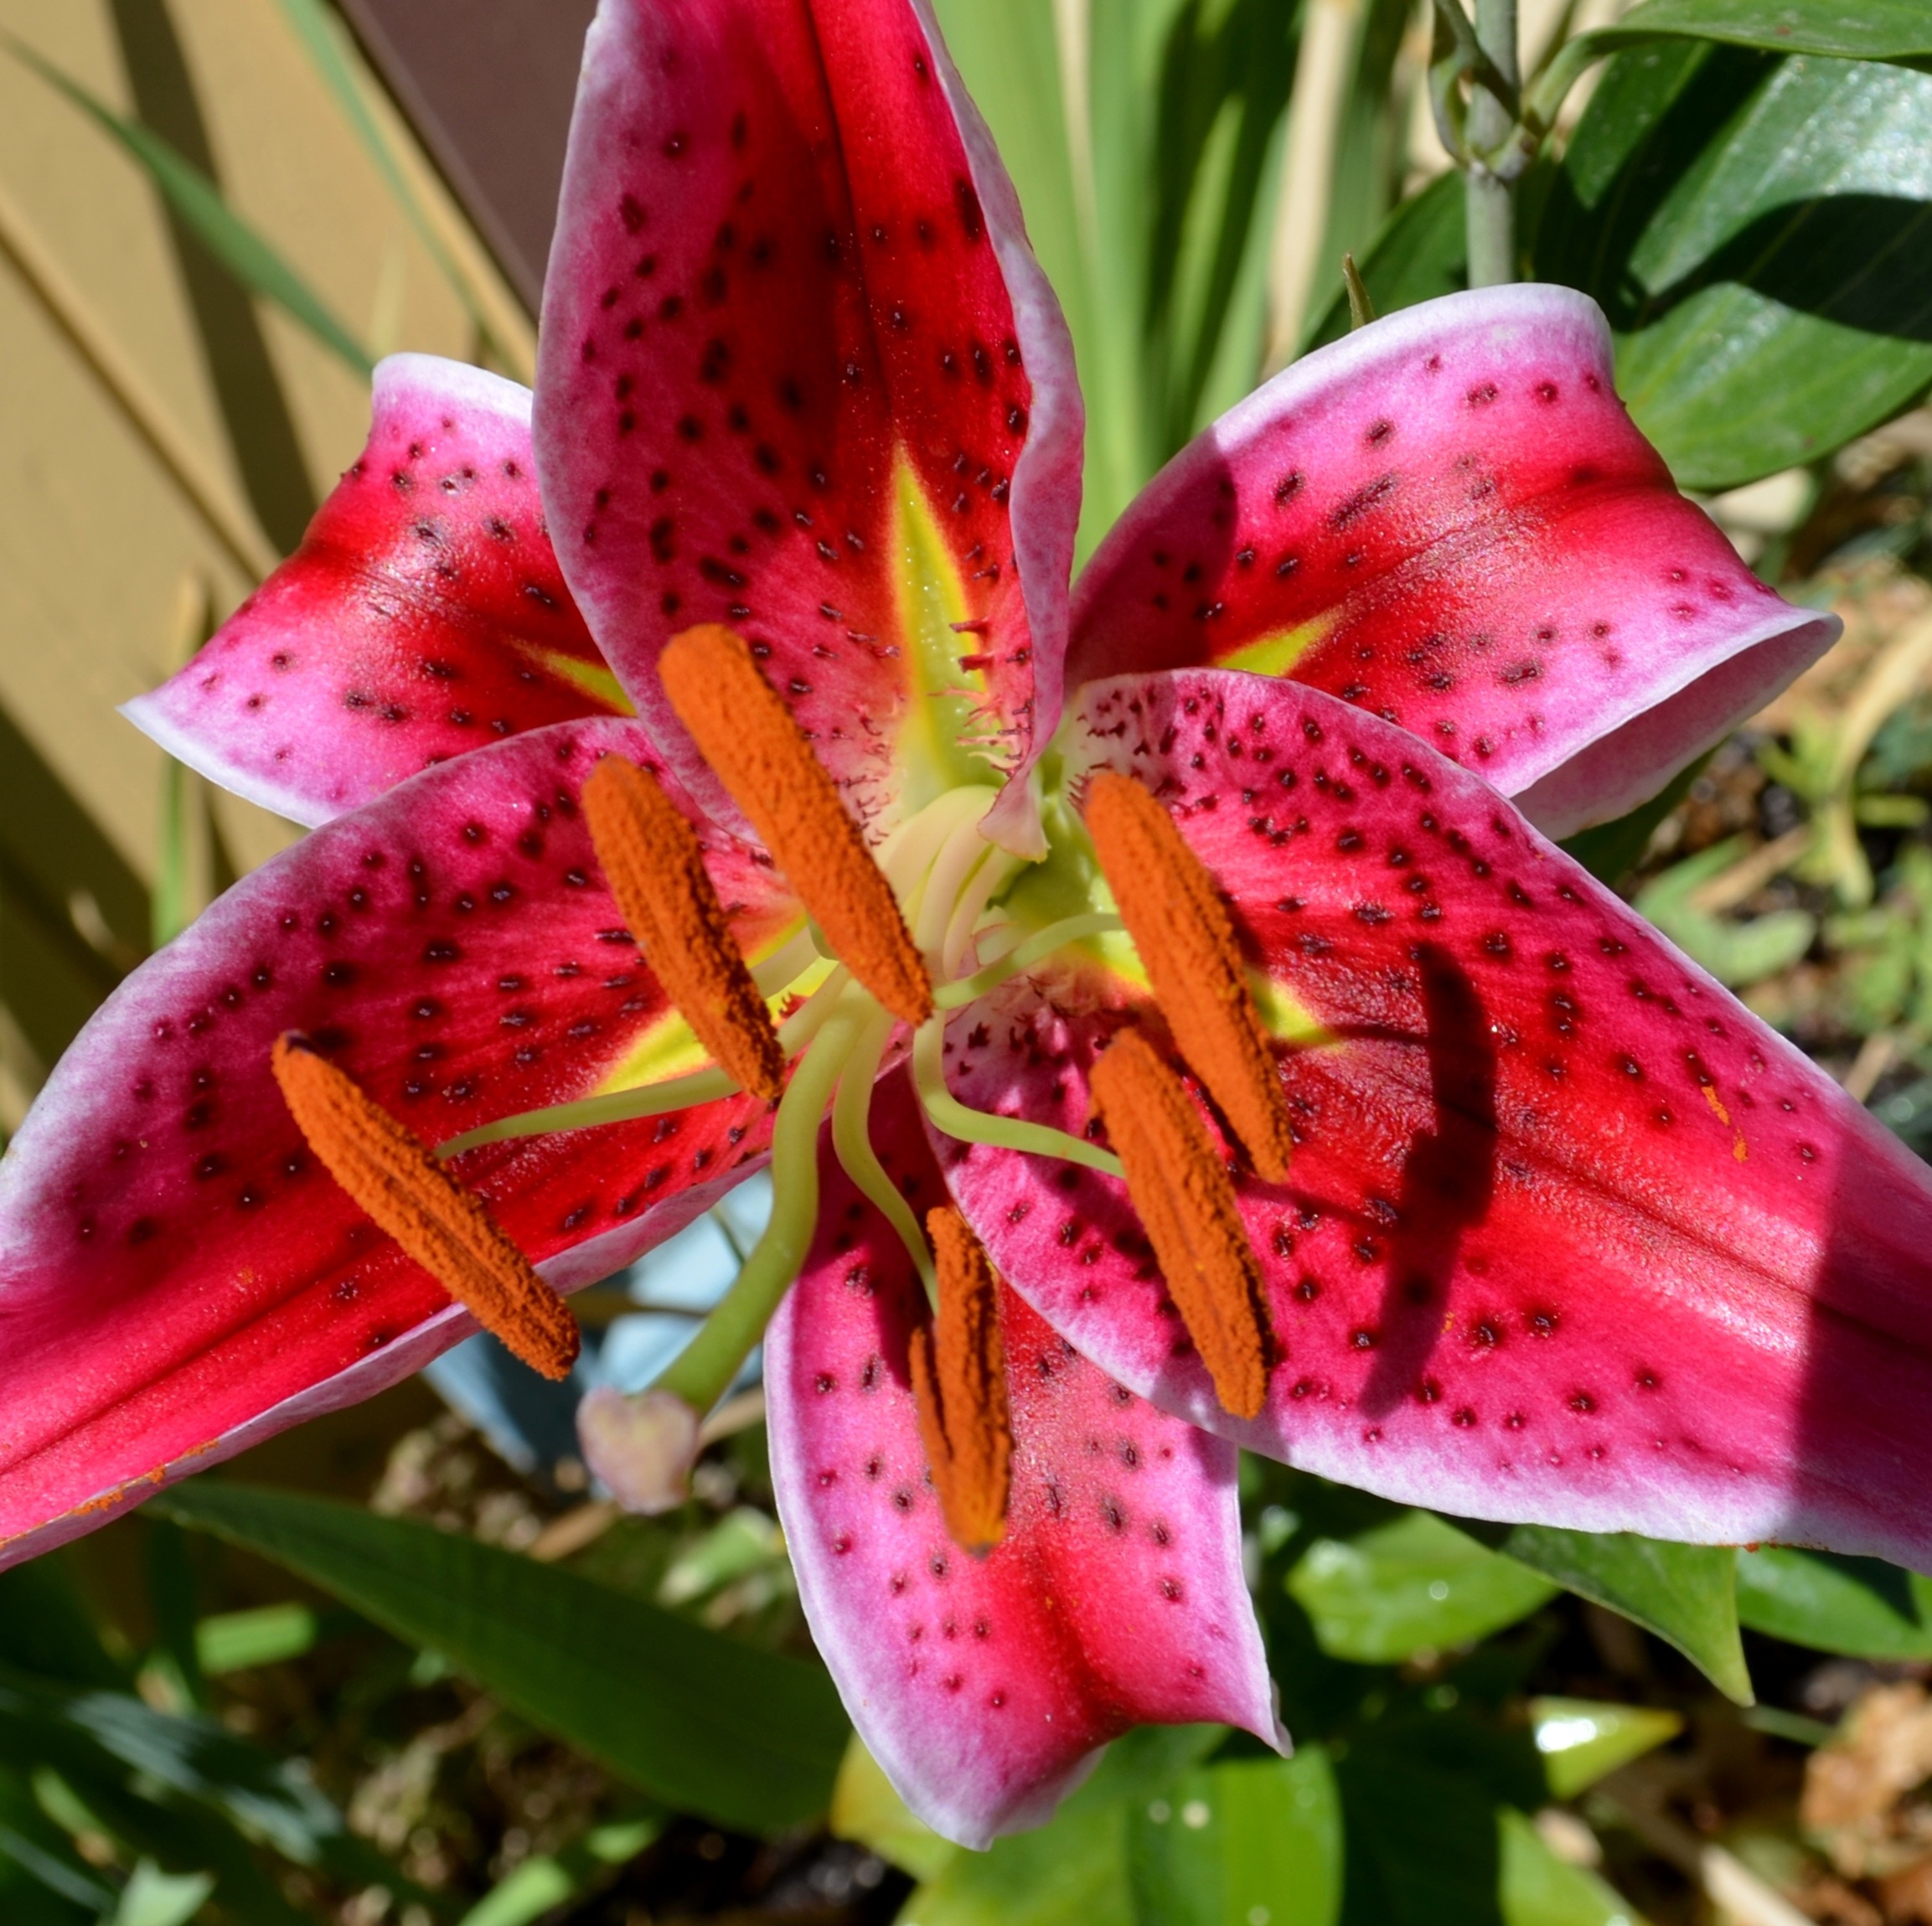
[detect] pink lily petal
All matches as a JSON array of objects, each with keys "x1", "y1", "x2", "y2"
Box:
[
  {"x1": 1066, "y1": 288, "x2": 1838, "y2": 837},
  {"x1": 535, "y1": 0, "x2": 1082, "y2": 849},
  {"x1": 768, "y1": 1071, "x2": 1280, "y2": 1850},
  {"x1": 0, "y1": 719, "x2": 796, "y2": 1570},
  {"x1": 942, "y1": 668, "x2": 1932, "y2": 1572},
  {"x1": 125, "y1": 357, "x2": 623, "y2": 828}
]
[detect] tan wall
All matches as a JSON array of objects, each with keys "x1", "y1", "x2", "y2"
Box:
[{"x1": 0, "y1": 0, "x2": 531, "y2": 1128}]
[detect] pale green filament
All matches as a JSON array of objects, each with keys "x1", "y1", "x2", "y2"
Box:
[
  {"x1": 933, "y1": 911, "x2": 1125, "y2": 1009},
  {"x1": 831, "y1": 1004, "x2": 938, "y2": 1302},
  {"x1": 750, "y1": 924, "x2": 825, "y2": 993},
  {"x1": 434, "y1": 965, "x2": 852, "y2": 1159},
  {"x1": 436, "y1": 1065, "x2": 738, "y2": 1158},
  {"x1": 653, "y1": 992, "x2": 869, "y2": 1412},
  {"x1": 912, "y1": 1014, "x2": 1124, "y2": 1178}
]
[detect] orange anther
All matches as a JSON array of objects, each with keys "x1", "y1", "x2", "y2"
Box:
[
  {"x1": 1084, "y1": 771, "x2": 1292, "y2": 1183},
  {"x1": 659, "y1": 626, "x2": 932, "y2": 1026},
  {"x1": 271, "y1": 1036, "x2": 579, "y2": 1379},
  {"x1": 583, "y1": 755, "x2": 787, "y2": 1102},
  {"x1": 1089, "y1": 1028, "x2": 1272, "y2": 1420},
  {"x1": 909, "y1": 1207, "x2": 1013, "y2": 1555}
]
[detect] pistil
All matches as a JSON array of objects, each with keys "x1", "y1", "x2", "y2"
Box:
[
  {"x1": 582, "y1": 755, "x2": 786, "y2": 1102},
  {"x1": 271, "y1": 1035, "x2": 580, "y2": 1379},
  {"x1": 660, "y1": 626, "x2": 933, "y2": 1026},
  {"x1": 1084, "y1": 772, "x2": 1293, "y2": 1183},
  {"x1": 651, "y1": 989, "x2": 872, "y2": 1413},
  {"x1": 910, "y1": 1207, "x2": 1012, "y2": 1555},
  {"x1": 1088, "y1": 1029, "x2": 1272, "y2": 1420}
]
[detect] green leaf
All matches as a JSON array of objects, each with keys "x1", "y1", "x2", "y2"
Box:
[
  {"x1": 1287, "y1": 1511, "x2": 1557, "y2": 1664},
  {"x1": 830, "y1": 1737, "x2": 958, "y2": 1883},
  {"x1": 1561, "y1": 754, "x2": 1709, "y2": 889},
  {"x1": 108, "y1": 1859, "x2": 217, "y2": 1926},
  {"x1": 1535, "y1": 41, "x2": 1932, "y2": 489},
  {"x1": 932, "y1": 0, "x2": 1297, "y2": 550},
  {"x1": 0, "y1": 1559, "x2": 128, "y2": 1691},
  {"x1": 1127, "y1": 1750, "x2": 1342, "y2": 1926},
  {"x1": 1634, "y1": 839, "x2": 1818, "y2": 986},
  {"x1": 1593, "y1": 0, "x2": 1932, "y2": 66},
  {"x1": 2, "y1": 33, "x2": 372, "y2": 375},
  {"x1": 194, "y1": 1604, "x2": 322, "y2": 1676},
  {"x1": 1304, "y1": 169, "x2": 1465, "y2": 353},
  {"x1": 1335, "y1": 1748, "x2": 1504, "y2": 1926},
  {"x1": 1497, "y1": 1808, "x2": 1650, "y2": 1926},
  {"x1": 906, "y1": 1800, "x2": 1135, "y2": 1926},
  {"x1": 270, "y1": 0, "x2": 527, "y2": 365},
  {"x1": 457, "y1": 1810, "x2": 662, "y2": 1926},
  {"x1": 0, "y1": 1766, "x2": 111, "y2": 1919},
  {"x1": 1460, "y1": 1521, "x2": 1753, "y2": 1704},
  {"x1": 0, "y1": 1670, "x2": 349, "y2": 1872},
  {"x1": 1736, "y1": 1546, "x2": 1932, "y2": 1657},
  {"x1": 1530, "y1": 1697, "x2": 1684, "y2": 1799},
  {"x1": 159, "y1": 1482, "x2": 846, "y2": 1832}
]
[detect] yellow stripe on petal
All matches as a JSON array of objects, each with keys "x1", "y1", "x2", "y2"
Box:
[
  {"x1": 1220, "y1": 610, "x2": 1342, "y2": 679},
  {"x1": 1249, "y1": 971, "x2": 1335, "y2": 1050},
  {"x1": 594, "y1": 934, "x2": 835, "y2": 1098},
  {"x1": 510, "y1": 645, "x2": 635, "y2": 714},
  {"x1": 891, "y1": 456, "x2": 994, "y2": 808}
]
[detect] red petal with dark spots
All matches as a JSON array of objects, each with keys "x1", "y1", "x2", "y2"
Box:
[
  {"x1": 126, "y1": 358, "x2": 625, "y2": 828},
  {"x1": 0, "y1": 719, "x2": 796, "y2": 1568},
  {"x1": 1066, "y1": 289, "x2": 1837, "y2": 837},
  {"x1": 941, "y1": 669, "x2": 1932, "y2": 1570},
  {"x1": 535, "y1": 0, "x2": 1081, "y2": 851},
  {"x1": 767, "y1": 1072, "x2": 1279, "y2": 1850}
]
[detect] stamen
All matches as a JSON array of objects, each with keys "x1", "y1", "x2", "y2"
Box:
[
  {"x1": 1084, "y1": 771, "x2": 1293, "y2": 1183},
  {"x1": 1088, "y1": 1028, "x2": 1272, "y2": 1420},
  {"x1": 913, "y1": 1017, "x2": 1124, "y2": 1179},
  {"x1": 271, "y1": 1035, "x2": 580, "y2": 1380},
  {"x1": 909, "y1": 1207, "x2": 1012, "y2": 1555},
  {"x1": 583, "y1": 756, "x2": 787, "y2": 1102},
  {"x1": 660, "y1": 626, "x2": 932, "y2": 1025}
]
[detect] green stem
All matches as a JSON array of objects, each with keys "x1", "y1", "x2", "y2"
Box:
[
  {"x1": 912, "y1": 1016, "x2": 1124, "y2": 1179},
  {"x1": 933, "y1": 911, "x2": 1124, "y2": 1009},
  {"x1": 1464, "y1": 0, "x2": 1520, "y2": 287},
  {"x1": 653, "y1": 994, "x2": 866, "y2": 1410}
]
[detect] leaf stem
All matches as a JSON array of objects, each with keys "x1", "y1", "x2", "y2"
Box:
[{"x1": 1464, "y1": 0, "x2": 1521, "y2": 286}]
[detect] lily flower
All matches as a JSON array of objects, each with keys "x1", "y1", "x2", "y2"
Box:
[{"x1": 0, "y1": 0, "x2": 1906, "y2": 1851}]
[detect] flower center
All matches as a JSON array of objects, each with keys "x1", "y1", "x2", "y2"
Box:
[{"x1": 276, "y1": 626, "x2": 1295, "y2": 1547}]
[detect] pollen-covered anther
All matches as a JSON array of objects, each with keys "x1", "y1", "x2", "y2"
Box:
[
  {"x1": 909, "y1": 1206, "x2": 1013, "y2": 1556},
  {"x1": 270, "y1": 1035, "x2": 580, "y2": 1380},
  {"x1": 659, "y1": 625, "x2": 932, "y2": 1026},
  {"x1": 583, "y1": 755, "x2": 787, "y2": 1101},
  {"x1": 1083, "y1": 771, "x2": 1292, "y2": 1183},
  {"x1": 1088, "y1": 1029, "x2": 1273, "y2": 1420}
]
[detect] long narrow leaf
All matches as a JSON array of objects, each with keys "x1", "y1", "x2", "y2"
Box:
[
  {"x1": 160, "y1": 1482, "x2": 848, "y2": 1834},
  {"x1": 3, "y1": 33, "x2": 372, "y2": 376},
  {"x1": 270, "y1": 0, "x2": 526, "y2": 368}
]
